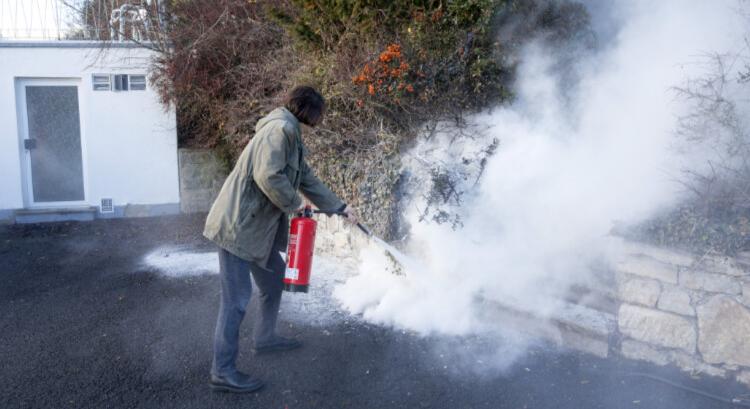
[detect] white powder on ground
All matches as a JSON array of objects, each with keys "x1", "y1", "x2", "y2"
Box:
[
  {"x1": 142, "y1": 246, "x2": 219, "y2": 278},
  {"x1": 142, "y1": 245, "x2": 359, "y2": 326},
  {"x1": 278, "y1": 255, "x2": 360, "y2": 326}
]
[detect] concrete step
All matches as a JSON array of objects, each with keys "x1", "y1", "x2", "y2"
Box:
[
  {"x1": 617, "y1": 240, "x2": 695, "y2": 267},
  {"x1": 565, "y1": 277, "x2": 618, "y2": 315},
  {"x1": 15, "y1": 207, "x2": 97, "y2": 223},
  {"x1": 553, "y1": 301, "x2": 616, "y2": 340},
  {"x1": 553, "y1": 301, "x2": 617, "y2": 359},
  {"x1": 487, "y1": 297, "x2": 616, "y2": 358}
]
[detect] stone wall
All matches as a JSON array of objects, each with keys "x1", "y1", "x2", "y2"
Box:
[
  {"x1": 178, "y1": 149, "x2": 227, "y2": 213},
  {"x1": 321, "y1": 226, "x2": 750, "y2": 388},
  {"x1": 612, "y1": 241, "x2": 750, "y2": 385},
  {"x1": 506, "y1": 239, "x2": 750, "y2": 388}
]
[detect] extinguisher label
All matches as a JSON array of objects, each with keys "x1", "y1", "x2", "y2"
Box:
[{"x1": 285, "y1": 267, "x2": 299, "y2": 280}]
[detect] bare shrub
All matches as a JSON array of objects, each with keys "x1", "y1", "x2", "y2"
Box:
[
  {"x1": 629, "y1": 48, "x2": 750, "y2": 254},
  {"x1": 674, "y1": 52, "x2": 750, "y2": 213},
  {"x1": 67, "y1": 0, "x2": 594, "y2": 238}
]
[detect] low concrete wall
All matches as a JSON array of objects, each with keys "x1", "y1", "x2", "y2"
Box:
[
  {"x1": 12, "y1": 203, "x2": 180, "y2": 223},
  {"x1": 178, "y1": 149, "x2": 227, "y2": 213}
]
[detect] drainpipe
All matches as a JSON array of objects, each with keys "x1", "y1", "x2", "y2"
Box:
[{"x1": 118, "y1": 4, "x2": 127, "y2": 42}]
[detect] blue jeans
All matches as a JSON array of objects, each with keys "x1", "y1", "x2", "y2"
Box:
[{"x1": 211, "y1": 219, "x2": 287, "y2": 376}]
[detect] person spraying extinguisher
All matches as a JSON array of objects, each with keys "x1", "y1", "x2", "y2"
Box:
[{"x1": 202, "y1": 86, "x2": 358, "y2": 394}]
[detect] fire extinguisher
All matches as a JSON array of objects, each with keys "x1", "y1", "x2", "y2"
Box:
[
  {"x1": 283, "y1": 205, "x2": 317, "y2": 293},
  {"x1": 284, "y1": 205, "x2": 373, "y2": 293}
]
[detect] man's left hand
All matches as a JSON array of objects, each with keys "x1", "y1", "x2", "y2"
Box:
[{"x1": 342, "y1": 205, "x2": 358, "y2": 225}]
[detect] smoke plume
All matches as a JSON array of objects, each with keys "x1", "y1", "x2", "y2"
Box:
[{"x1": 334, "y1": 0, "x2": 749, "y2": 358}]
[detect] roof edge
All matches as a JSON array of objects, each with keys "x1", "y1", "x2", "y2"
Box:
[{"x1": 0, "y1": 40, "x2": 154, "y2": 49}]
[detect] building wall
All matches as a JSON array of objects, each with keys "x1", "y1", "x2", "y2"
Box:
[{"x1": 0, "y1": 42, "x2": 179, "y2": 220}]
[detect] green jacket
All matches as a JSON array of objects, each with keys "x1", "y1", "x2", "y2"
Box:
[{"x1": 203, "y1": 107, "x2": 344, "y2": 265}]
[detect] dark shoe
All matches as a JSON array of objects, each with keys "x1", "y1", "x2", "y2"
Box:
[
  {"x1": 209, "y1": 371, "x2": 264, "y2": 393},
  {"x1": 253, "y1": 336, "x2": 302, "y2": 355}
]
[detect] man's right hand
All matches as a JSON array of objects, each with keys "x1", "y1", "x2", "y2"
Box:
[{"x1": 342, "y1": 205, "x2": 359, "y2": 225}]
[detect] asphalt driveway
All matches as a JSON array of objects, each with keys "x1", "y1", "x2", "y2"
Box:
[{"x1": 1, "y1": 215, "x2": 747, "y2": 409}]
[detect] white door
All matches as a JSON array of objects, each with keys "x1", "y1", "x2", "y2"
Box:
[{"x1": 16, "y1": 79, "x2": 87, "y2": 207}]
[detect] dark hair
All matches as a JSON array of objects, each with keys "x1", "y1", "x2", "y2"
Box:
[{"x1": 285, "y1": 86, "x2": 326, "y2": 126}]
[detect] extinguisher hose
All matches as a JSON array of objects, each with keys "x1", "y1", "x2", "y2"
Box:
[
  {"x1": 313, "y1": 210, "x2": 373, "y2": 237},
  {"x1": 621, "y1": 372, "x2": 750, "y2": 407}
]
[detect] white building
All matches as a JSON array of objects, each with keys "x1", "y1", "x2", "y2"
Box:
[{"x1": 0, "y1": 41, "x2": 180, "y2": 223}]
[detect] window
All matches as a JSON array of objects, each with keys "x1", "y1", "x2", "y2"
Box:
[
  {"x1": 94, "y1": 74, "x2": 147, "y2": 92},
  {"x1": 92, "y1": 74, "x2": 111, "y2": 91},
  {"x1": 113, "y1": 74, "x2": 129, "y2": 91},
  {"x1": 129, "y1": 75, "x2": 147, "y2": 91}
]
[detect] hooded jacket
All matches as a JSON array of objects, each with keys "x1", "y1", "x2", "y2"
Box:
[{"x1": 203, "y1": 107, "x2": 344, "y2": 265}]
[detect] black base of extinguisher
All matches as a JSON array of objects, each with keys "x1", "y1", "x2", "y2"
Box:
[{"x1": 284, "y1": 283, "x2": 309, "y2": 293}]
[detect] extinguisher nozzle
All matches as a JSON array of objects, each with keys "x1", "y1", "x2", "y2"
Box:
[{"x1": 356, "y1": 223, "x2": 373, "y2": 237}]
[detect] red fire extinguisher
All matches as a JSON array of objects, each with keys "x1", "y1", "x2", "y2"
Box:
[{"x1": 284, "y1": 205, "x2": 317, "y2": 293}]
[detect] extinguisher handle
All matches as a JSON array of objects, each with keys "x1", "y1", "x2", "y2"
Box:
[
  {"x1": 312, "y1": 210, "x2": 347, "y2": 216},
  {"x1": 313, "y1": 209, "x2": 373, "y2": 237}
]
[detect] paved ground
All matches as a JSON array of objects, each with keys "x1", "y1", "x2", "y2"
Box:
[{"x1": 1, "y1": 215, "x2": 748, "y2": 409}]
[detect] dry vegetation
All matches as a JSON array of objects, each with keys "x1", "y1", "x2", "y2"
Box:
[
  {"x1": 64, "y1": 1, "x2": 750, "y2": 251},
  {"x1": 628, "y1": 52, "x2": 750, "y2": 255},
  {"x1": 73, "y1": 1, "x2": 602, "y2": 240},
  {"x1": 143, "y1": 0, "x2": 587, "y2": 236}
]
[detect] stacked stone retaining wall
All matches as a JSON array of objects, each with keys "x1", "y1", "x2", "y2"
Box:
[{"x1": 612, "y1": 242, "x2": 750, "y2": 385}]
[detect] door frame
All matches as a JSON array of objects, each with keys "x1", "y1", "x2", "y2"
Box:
[{"x1": 15, "y1": 77, "x2": 90, "y2": 208}]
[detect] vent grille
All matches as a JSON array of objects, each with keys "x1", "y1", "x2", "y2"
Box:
[
  {"x1": 92, "y1": 74, "x2": 111, "y2": 91},
  {"x1": 93, "y1": 74, "x2": 147, "y2": 92},
  {"x1": 100, "y1": 198, "x2": 114, "y2": 213},
  {"x1": 129, "y1": 75, "x2": 147, "y2": 91}
]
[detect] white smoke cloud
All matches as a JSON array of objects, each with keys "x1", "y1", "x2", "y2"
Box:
[{"x1": 334, "y1": 0, "x2": 748, "y2": 352}]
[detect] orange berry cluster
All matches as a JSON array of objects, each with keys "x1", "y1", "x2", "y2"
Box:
[{"x1": 353, "y1": 43, "x2": 415, "y2": 102}]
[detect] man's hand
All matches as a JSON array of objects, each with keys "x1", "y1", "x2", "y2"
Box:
[{"x1": 342, "y1": 205, "x2": 358, "y2": 225}]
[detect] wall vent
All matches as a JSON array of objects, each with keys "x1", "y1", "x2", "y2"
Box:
[
  {"x1": 92, "y1": 74, "x2": 111, "y2": 91},
  {"x1": 94, "y1": 74, "x2": 147, "y2": 92},
  {"x1": 100, "y1": 198, "x2": 114, "y2": 213},
  {"x1": 129, "y1": 75, "x2": 147, "y2": 91}
]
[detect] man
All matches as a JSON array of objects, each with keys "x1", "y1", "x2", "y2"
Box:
[{"x1": 203, "y1": 86, "x2": 357, "y2": 393}]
